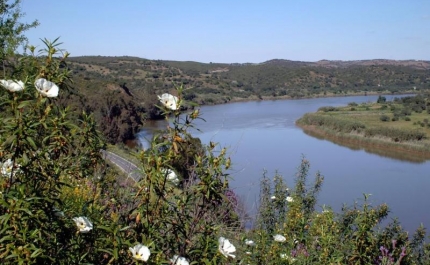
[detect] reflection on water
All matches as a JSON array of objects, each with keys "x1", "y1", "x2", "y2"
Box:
[{"x1": 138, "y1": 94, "x2": 430, "y2": 233}]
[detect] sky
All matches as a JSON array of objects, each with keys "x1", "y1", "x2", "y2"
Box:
[{"x1": 20, "y1": 0, "x2": 430, "y2": 64}]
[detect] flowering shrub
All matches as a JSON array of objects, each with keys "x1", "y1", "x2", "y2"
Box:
[
  {"x1": 1, "y1": 38, "x2": 430, "y2": 264},
  {"x1": 0, "y1": 39, "x2": 237, "y2": 264}
]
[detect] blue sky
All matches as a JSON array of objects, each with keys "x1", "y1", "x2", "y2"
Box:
[{"x1": 21, "y1": 0, "x2": 430, "y2": 63}]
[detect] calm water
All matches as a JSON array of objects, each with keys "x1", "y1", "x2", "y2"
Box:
[{"x1": 138, "y1": 95, "x2": 430, "y2": 232}]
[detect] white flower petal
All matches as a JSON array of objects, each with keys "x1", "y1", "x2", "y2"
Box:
[
  {"x1": 1, "y1": 159, "x2": 19, "y2": 177},
  {"x1": 286, "y1": 196, "x2": 294, "y2": 202},
  {"x1": 34, "y1": 78, "x2": 59, "y2": 97},
  {"x1": 218, "y1": 237, "x2": 236, "y2": 258},
  {"x1": 130, "y1": 244, "x2": 150, "y2": 261},
  {"x1": 245, "y1": 239, "x2": 255, "y2": 246},
  {"x1": 273, "y1": 234, "x2": 286, "y2": 242},
  {"x1": 170, "y1": 255, "x2": 190, "y2": 265},
  {"x1": 162, "y1": 168, "x2": 179, "y2": 185},
  {"x1": 0, "y1": 79, "x2": 24, "y2": 92},
  {"x1": 158, "y1": 93, "x2": 179, "y2": 110},
  {"x1": 72, "y1": 216, "x2": 93, "y2": 233}
]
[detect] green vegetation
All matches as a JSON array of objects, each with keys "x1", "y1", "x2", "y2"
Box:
[
  {"x1": 64, "y1": 56, "x2": 429, "y2": 144},
  {"x1": 3, "y1": 3, "x2": 430, "y2": 264},
  {"x1": 296, "y1": 94, "x2": 430, "y2": 157}
]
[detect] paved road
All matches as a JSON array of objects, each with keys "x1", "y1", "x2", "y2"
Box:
[{"x1": 101, "y1": 150, "x2": 141, "y2": 182}]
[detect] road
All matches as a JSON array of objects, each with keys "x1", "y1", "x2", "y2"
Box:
[{"x1": 101, "y1": 150, "x2": 141, "y2": 182}]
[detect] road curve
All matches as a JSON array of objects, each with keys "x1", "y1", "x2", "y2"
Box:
[{"x1": 101, "y1": 150, "x2": 142, "y2": 182}]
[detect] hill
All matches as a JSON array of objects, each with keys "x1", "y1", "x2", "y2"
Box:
[{"x1": 63, "y1": 56, "x2": 430, "y2": 143}]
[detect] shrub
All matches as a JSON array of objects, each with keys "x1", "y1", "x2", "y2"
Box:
[
  {"x1": 380, "y1": 115, "x2": 390, "y2": 122},
  {"x1": 0, "y1": 40, "x2": 236, "y2": 264}
]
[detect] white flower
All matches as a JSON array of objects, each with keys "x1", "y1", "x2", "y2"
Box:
[
  {"x1": 245, "y1": 239, "x2": 255, "y2": 246},
  {"x1": 158, "y1": 93, "x2": 179, "y2": 110},
  {"x1": 218, "y1": 237, "x2": 236, "y2": 258},
  {"x1": 1, "y1": 159, "x2": 13, "y2": 177},
  {"x1": 281, "y1": 253, "x2": 296, "y2": 262},
  {"x1": 0, "y1": 79, "x2": 24, "y2": 92},
  {"x1": 271, "y1": 195, "x2": 276, "y2": 200},
  {"x1": 273, "y1": 234, "x2": 286, "y2": 242},
  {"x1": 1, "y1": 159, "x2": 19, "y2": 177},
  {"x1": 72, "y1": 216, "x2": 93, "y2": 233},
  {"x1": 246, "y1": 251, "x2": 252, "y2": 255},
  {"x1": 170, "y1": 255, "x2": 189, "y2": 265},
  {"x1": 129, "y1": 244, "x2": 150, "y2": 262},
  {"x1": 162, "y1": 168, "x2": 179, "y2": 185},
  {"x1": 286, "y1": 196, "x2": 294, "y2": 202},
  {"x1": 34, "y1": 78, "x2": 59, "y2": 97}
]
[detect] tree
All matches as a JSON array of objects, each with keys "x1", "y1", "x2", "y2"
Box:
[{"x1": 0, "y1": 0, "x2": 39, "y2": 76}]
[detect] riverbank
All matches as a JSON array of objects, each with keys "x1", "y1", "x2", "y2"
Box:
[
  {"x1": 296, "y1": 123, "x2": 430, "y2": 163},
  {"x1": 295, "y1": 95, "x2": 430, "y2": 162},
  {"x1": 196, "y1": 90, "x2": 417, "y2": 107}
]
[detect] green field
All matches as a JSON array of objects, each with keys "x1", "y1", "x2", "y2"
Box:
[{"x1": 296, "y1": 95, "x2": 430, "y2": 155}]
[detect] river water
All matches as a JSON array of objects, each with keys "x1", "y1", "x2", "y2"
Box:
[{"x1": 137, "y1": 95, "x2": 430, "y2": 233}]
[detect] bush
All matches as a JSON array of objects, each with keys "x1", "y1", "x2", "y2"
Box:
[
  {"x1": 380, "y1": 115, "x2": 390, "y2": 122},
  {"x1": 0, "y1": 41, "x2": 237, "y2": 264},
  {"x1": 318, "y1": 106, "x2": 337, "y2": 112}
]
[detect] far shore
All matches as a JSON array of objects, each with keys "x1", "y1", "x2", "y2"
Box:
[
  {"x1": 205, "y1": 90, "x2": 417, "y2": 106},
  {"x1": 296, "y1": 123, "x2": 430, "y2": 163}
]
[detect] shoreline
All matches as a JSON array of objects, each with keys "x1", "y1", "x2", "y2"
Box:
[
  {"x1": 198, "y1": 90, "x2": 417, "y2": 106},
  {"x1": 296, "y1": 123, "x2": 430, "y2": 163}
]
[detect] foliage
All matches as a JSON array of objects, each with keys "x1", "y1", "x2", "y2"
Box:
[
  {"x1": 63, "y1": 55, "x2": 430, "y2": 144},
  {"x1": 0, "y1": 0, "x2": 39, "y2": 76},
  {"x1": 0, "y1": 40, "x2": 238, "y2": 264},
  {"x1": 2, "y1": 6, "x2": 430, "y2": 264},
  {"x1": 236, "y1": 159, "x2": 430, "y2": 265}
]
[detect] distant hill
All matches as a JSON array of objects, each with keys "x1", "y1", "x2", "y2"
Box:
[{"x1": 63, "y1": 56, "x2": 430, "y2": 143}]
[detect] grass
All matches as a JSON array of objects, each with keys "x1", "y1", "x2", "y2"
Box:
[
  {"x1": 326, "y1": 103, "x2": 430, "y2": 137},
  {"x1": 296, "y1": 99, "x2": 430, "y2": 161}
]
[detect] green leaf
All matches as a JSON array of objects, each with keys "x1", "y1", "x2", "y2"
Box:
[
  {"x1": 26, "y1": 136, "x2": 37, "y2": 150},
  {"x1": 17, "y1": 100, "x2": 33, "y2": 109}
]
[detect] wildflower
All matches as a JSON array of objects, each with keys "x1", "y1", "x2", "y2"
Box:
[
  {"x1": 0, "y1": 79, "x2": 24, "y2": 92},
  {"x1": 162, "y1": 168, "x2": 179, "y2": 185},
  {"x1": 34, "y1": 78, "x2": 59, "y2": 97},
  {"x1": 286, "y1": 196, "x2": 294, "y2": 202},
  {"x1": 218, "y1": 237, "x2": 236, "y2": 258},
  {"x1": 158, "y1": 93, "x2": 179, "y2": 110},
  {"x1": 246, "y1": 251, "x2": 252, "y2": 255},
  {"x1": 273, "y1": 234, "x2": 286, "y2": 242},
  {"x1": 72, "y1": 216, "x2": 93, "y2": 233},
  {"x1": 245, "y1": 239, "x2": 255, "y2": 246},
  {"x1": 1, "y1": 159, "x2": 18, "y2": 177},
  {"x1": 129, "y1": 244, "x2": 150, "y2": 262},
  {"x1": 170, "y1": 255, "x2": 189, "y2": 265},
  {"x1": 280, "y1": 253, "x2": 296, "y2": 262},
  {"x1": 271, "y1": 195, "x2": 276, "y2": 200}
]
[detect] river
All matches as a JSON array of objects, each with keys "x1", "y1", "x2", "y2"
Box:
[{"x1": 137, "y1": 95, "x2": 430, "y2": 233}]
